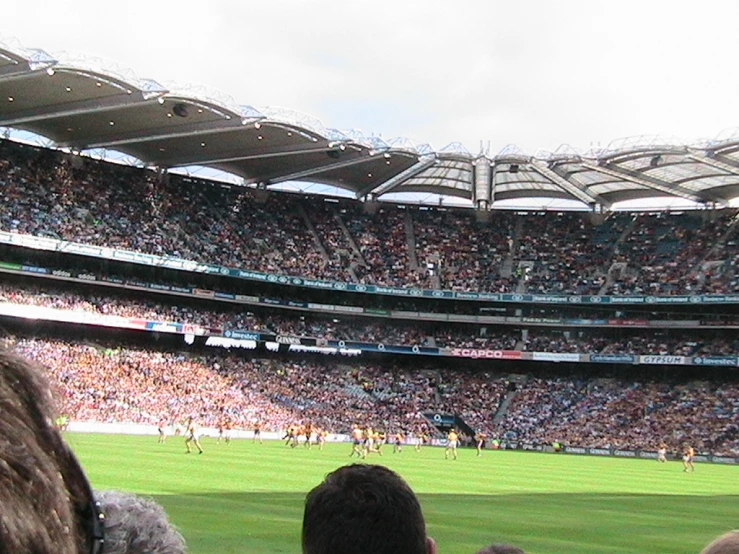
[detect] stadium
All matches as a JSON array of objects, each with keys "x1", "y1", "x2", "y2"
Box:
[{"x1": 1, "y1": 29, "x2": 739, "y2": 554}]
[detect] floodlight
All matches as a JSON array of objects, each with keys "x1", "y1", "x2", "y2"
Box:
[{"x1": 172, "y1": 103, "x2": 189, "y2": 118}]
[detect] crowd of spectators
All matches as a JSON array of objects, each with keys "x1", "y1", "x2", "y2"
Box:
[
  {"x1": 5, "y1": 281, "x2": 739, "y2": 354},
  {"x1": 11, "y1": 337, "x2": 739, "y2": 455},
  {"x1": 4, "y1": 139, "x2": 739, "y2": 296},
  {"x1": 608, "y1": 211, "x2": 739, "y2": 296},
  {"x1": 517, "y1": 212, "x2": 624, "y2": 295},
  {"x1": 496, "y1": 376, "x2": 739, "y2": 456},
  {"x1": 412, "y1": 208, "x2": 515, "y2": 292}
]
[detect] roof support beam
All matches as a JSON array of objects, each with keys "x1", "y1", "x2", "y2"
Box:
[
  {"x1": 581, "y1": 162, "x2": 706, "y2": 204},
  {"x1": 0, "y1": 92, "x2": 156, "y2": 127},
  {"x1": 0, "y1": 62, "x2": 34, "y2": 81},
  {"x1": 164, "y1": 143, "x2": 348, "y2": 168},
  {"x1": 0, "y1": 66, "x2": 45, "y2": 84},
  {"x1": 530, "y1": 162, "x2": 610, "y2": 208},
  {"x1": 688, "y1": 153, "x2": 739, "y2": 176},
  {"x1": 268, "y1": 152, "x2": 388, "y2": 185},
  {"x1": 356, "y1": 156, "x2": 434, "y2": 198},
  {"x1": 62, "y1": 119, "x2": 246, "y2": 150}
]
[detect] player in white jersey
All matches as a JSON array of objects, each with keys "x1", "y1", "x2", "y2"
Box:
[{"x1": 185, "y1": 417, "x2": 204, "y2": 454}]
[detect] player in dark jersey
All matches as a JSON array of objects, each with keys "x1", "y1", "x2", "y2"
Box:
[{"x1": 253, "y1": 421, "x2": 263, "y2": 444}]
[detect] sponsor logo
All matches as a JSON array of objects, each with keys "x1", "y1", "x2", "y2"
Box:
[
  {"x1": 239, "y1": 270, "x2": 267, "y2": 280},
  {"x1": 590, "y1": 448, "x2": 611, "y2": 456},
  {"x1": 712, "y1": 456, "x2": 737, "y2": 464},
  {"x1": 511, "y1": 294, "x2": 524, "y2": 302},
  {"x1": 531, "y1": 295, "x2": 569, "y2": 303},
  {"x1": 614, "y1": 450, "x2": 636, "y2": 457},
  {"x1": 640, "y1": 355, "x2": 685, "y2": 365},
  {"x1": 590, "y1": 354, "x2": 635, "y2": 363},
  {"x1": 22, "y1": 265, "x2": 49, "y2": 274},
  {"x1": 226, "y1": 330, "x2": 260, "y2": 341},
  {"x1": 432, "y1": 290, "x2": 445, "y2": 297},
  {"x1": 566, "y1": 447, "x2": 587, "y2": 454},
  {"x1": 693, "y1": 356, "x2": 737, "y2": 367},
  {"x1": 449, "y1": 348, "x2": 522, "y2": 360},
  {"x1": 532, "y1": 352, "x2": 581, "y2": 362},
  {"x1": 646, "y1": 296, "x2": 657, "y2": 303},
  {"x1": 219, "y1": 267, "x2": 230, "y2": 275},
  {"x1": 148, "y1": 323, "x2": 178, "y2": 333},
  {"x1": 409, "y1": 289, "x2": 422, "y2": 296},
  {"x1": 267, "y1": 275, "x2": 278, "y2": 282},
  {"x1": 276, "y1": 336, "x2": 301, "y2": 345},
  {"x1": 193, "y1": 288, "x2": 215, "y2": 297},
  {"x1": 52, "y1": 269, "x2": 72, "y2": 277},
  {"x1": 354, "y1": 285, "x2": 367, "y2": 292}
]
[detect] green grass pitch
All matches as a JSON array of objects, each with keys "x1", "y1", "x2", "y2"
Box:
[{"x1": 66, "y1": 433, "x2": 739, "y2": 554}]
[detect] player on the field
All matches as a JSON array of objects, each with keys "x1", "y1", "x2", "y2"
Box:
[
  {"x1": 361, "y1": 426, "x2": 374, "y2": 459},
  {"x1": 657, "y1": 441, "x2": 667, "y2": 463},
  {"x1": 317, "y1": 429, "x2": 327, "y2": 450},
  {"x1": 304, "y1": 422, "x2": 314, "y2": 449},
  {"x1": 373, "y1": 431, "x2": 385, "y2": 456},
  {"x1": 475, "y1": 431, "x2": 487, "y2": 457},
  {"x1": 216, "y1": 418, "x2": 226, "y2": 444},
  {"x1": 173, "y1": 420, "x2": 185, "y2": 437},
  {"x1": 349, "y1": 425, "x2": 364, "y2": 458},
  {"x1": 253, "y1": 421, "x2": 263, "y2": 444},
  {"x1": 682, "y1": 444, "x2": 695, "y2": 472},
  {"x1": 415, "y1": 431, "x2": 428, "y2": 452},
  {"x1": 157, "y1": 419, "x2": 168, "y2": 443},
  {"x1": 185, "y1": 416, "x2": 204, "y2": 454},
  {"x1": 285, "y1": 424, "x2": 299, "y2": 447},
  {"x1": 222, "y1": 418, "x2": 233, "y2": 445},
  {"x1": 392, "y1": 431, "x2": 404, "y2": 454},
  {"x1": 445, "y1": 429, "x2": 459, "y2": 460}
]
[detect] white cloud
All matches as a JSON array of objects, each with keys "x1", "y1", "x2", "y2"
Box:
[{"x1": 4, "y1": 0, "x2": 738, "y2": 154}]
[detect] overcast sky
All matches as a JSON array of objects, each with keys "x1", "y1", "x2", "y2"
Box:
[{"x1": 3, "y1": 0, "x2": 739, "y2": 156}]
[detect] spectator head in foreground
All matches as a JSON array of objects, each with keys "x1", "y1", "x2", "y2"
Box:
[
  {"x1": 302, "y1": 464, "x2": 436, "y2": 554},
  {"x1": 0, "y1": 348, "x2": 101, "y2": 554},
  {"x1": 94, "y1": 490, "x2": 186, "y2": 554},
  {"x1": 701, "y1": 531, "x2": 739, "y2": 554},
  {"x1": 476, "y1": 543, "x2": 526, "y2": 554}
]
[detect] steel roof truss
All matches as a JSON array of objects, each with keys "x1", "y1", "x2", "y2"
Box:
[
  {"x1": 689, "y1": 153, "x2": 739, "y2": 176},
  {"x1": 0, "y1": 91, "x2": 156, "y2": 127},
  {"x1": 530, "y1": 162, "x2": 609, "y2": 207},
  {"x1": 64, "y1": 120, "x2": 245, "y2": 150},
  {"x1": 166, "y1": 143, "x2": 347, "y2": 168},
  {"x1": 582, "y1": 162, "x2": 707, "y2": 204},
  {"x1": 355, "y1": 157, "x2": 434, "y2": 198},
  {"x1": 269, "y1": 152, "x2": 388, "y2": 186}
]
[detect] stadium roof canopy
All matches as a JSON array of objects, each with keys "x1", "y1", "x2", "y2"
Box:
[{"x1": 3, "y1": 38, "x2": 739, "y2": 211}]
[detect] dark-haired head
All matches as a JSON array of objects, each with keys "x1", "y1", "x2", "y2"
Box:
[{"x1": 302, "y1": 464, "x2": 436, "y2": 554}]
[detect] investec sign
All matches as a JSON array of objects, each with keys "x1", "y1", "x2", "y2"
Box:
[{"x1": 639, "y1": 355, "x2": 686, "y2": 365}]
